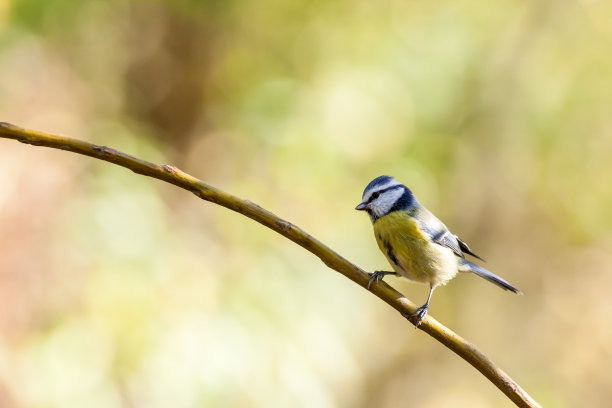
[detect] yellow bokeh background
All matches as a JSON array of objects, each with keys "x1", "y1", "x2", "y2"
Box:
[{"x1": 1, "y1": 0, "x2": 612, "y2": 407}]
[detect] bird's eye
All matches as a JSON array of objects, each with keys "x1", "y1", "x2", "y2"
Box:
[{"x1": 371, "y1": 192, "x2": 380, "y2": 200}]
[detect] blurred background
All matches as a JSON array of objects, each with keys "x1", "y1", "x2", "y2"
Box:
[{"x1": 0, "y1": 0, "x2": 611, "y2": 407}]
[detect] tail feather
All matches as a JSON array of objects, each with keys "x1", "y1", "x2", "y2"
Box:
[{"x1": 459, "y1": 260, "x2": 522, "y2": 294}]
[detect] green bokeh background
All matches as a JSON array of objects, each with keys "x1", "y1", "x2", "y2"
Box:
[{"x1": 1, "y1": 0, "x2": 612, "y2": 407}]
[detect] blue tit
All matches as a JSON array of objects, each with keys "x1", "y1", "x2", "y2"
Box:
[{"x1": 356, "y1": 175, "x2": 521, "y2": 326}]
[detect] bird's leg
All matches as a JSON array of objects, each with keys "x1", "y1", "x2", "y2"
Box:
[
  {"x1": 403, "y1": 284, "x2": 436, "y2": 328},
  {"x1": 367, "y1": 271, "x2": 397, "y2": 289}
]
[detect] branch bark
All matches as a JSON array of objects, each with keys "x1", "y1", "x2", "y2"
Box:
[{"x1": 0, "y1": 122, "x2": 541, "y2": 408}]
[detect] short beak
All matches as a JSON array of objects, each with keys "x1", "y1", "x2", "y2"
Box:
[{"x1": 355, "y1": 202, "x2": 367, "y2": 211}]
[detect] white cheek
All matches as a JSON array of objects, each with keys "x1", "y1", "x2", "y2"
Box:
[{"x1": 372, "y1": 188, "x2": 405, "y2": 217}]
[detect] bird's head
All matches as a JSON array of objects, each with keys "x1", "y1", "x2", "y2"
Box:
[{"x1": 355, "y1": 175, "x2": 415, "y2": 222}]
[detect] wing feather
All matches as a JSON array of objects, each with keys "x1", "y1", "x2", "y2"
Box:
[
  {"x1": 456, "y1": 236, "x2": 485, "y2": 261},
  {"x1": 432, "y1": 229, "x2": 464, "y2": 258},
  {"x1": 412, "y1": 206, "x2": 484, "y2": 261}
]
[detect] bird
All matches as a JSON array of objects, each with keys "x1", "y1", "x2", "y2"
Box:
[{"x1": 355, "y1": 175, "x2": 521, "y2": 327}]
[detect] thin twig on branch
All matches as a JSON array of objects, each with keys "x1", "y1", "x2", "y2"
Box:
[{"x1": 0, "y1": 122, "x2": 541, "y2": 408}]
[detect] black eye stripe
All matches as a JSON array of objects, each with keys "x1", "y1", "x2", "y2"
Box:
[{"x1": 366, "y1": 185, "x2": 404, "y2": 204}]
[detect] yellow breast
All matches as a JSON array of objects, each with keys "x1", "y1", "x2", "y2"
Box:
[{"x1": 372, "y1": 212, "x2": 458, "y2": 286}]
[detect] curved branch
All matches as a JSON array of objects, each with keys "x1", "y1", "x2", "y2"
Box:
[{"x1": 0, "y1": 122, "x2": 540, "y2": 408}]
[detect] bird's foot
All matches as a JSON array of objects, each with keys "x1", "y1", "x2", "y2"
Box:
[
  {"x1": 402, "y1": 305, "x2": 429, "y2": 328},
  {"x1": 367, "y1": 271, "x2": 396, "y2": 289}
]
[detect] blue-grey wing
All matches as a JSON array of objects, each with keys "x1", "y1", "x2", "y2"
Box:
[
  {"x1": 433, "y1": 229, "x2": 465, "y2": 258},
  {"x1": 413, "y1": 206, "x2": 485, "y2": 261},
  {"x1": 412, "y1": 207, "x2": 465, "y2": 258}
]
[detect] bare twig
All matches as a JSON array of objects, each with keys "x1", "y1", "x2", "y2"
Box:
[{"x1": 0, "y1": 122, "x2": 541, "y2": 408}]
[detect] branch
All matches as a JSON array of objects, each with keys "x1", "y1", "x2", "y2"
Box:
[{"x1": 0, "y1": 122, "x2": 540, "y2": 408}]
